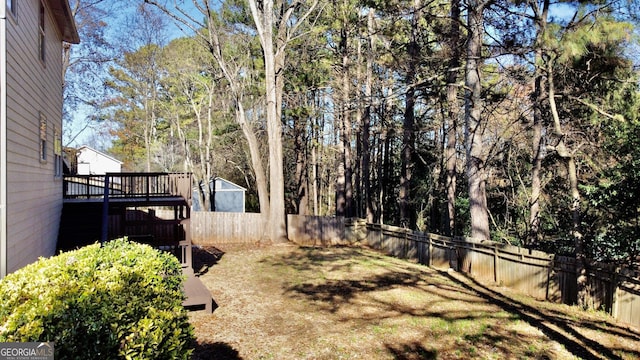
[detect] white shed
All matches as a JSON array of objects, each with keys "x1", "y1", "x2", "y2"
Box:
[{"x1": 193, "y1": 177, "x2": 246, "y2": 212}]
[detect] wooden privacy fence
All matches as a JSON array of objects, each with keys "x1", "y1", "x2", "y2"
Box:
[
  {"x1": 362, "y1": 222, "x2": 640, "y2": 329},
  {"x1": 189, "y1": 213, "x2": 351, "y2": 246},
  {"x1": 287, "y1": 215, "x2": 347, "y2": 246},
  {"x1": 187, "y1": 212, "x2": 640, "y2": 328},
  {"x1": 190, "y1": 212, "x2": 265, "y2": 244}
]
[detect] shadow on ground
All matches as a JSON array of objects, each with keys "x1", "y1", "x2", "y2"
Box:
[
  {"x1": 386, "y1": 342, "x2": 437, "y2": 360},
  {"x1": 192, "y1": 246, "x2": 225, "y2": 276},
  {"x1": 192, "y1": 341, "x2": 242, "y2": 360},
  {"x1": 443, "y1": 270, "x2": 637, "y2": 360}
]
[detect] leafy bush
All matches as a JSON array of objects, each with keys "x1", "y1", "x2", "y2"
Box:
[{"x1": 0, "y1": 238, "x2": 194, "y2": 359}]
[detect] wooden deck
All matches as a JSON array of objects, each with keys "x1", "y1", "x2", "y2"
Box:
[
  {"x1": 60, "y1": 173, "x2": 213, "y2": 313},
  {"x1": 63, "y1": 195, "x2": 188, "y2": 206}
]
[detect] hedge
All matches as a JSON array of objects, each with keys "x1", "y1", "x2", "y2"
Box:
[{"x1": 0, "y1": 238, "x2": 194, "y2": 359}]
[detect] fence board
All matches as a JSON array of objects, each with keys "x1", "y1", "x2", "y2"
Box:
[
  {"x1": 429, "y1": 236, "x2": 454, "y2": 270},
  {"x1": 496, "y1": 245, "x2": 553, "y2": 300},
  {"x1": 615, "y1": 276, "x2": 640, "y2": 326}
]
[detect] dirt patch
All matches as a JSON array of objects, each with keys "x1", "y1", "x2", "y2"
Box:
[{"x1": 188, "y1": 245, "x2": 640, "y2": 359}]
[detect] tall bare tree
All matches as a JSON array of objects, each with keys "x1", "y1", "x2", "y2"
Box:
[
  {"x1": 464, "y1": 0, "x2": 492, "y2": 241},
  {"x1": 443, "y1": 0, "x2": 462, "y2": 236},
  {"x1": 247, "y1": 0, "x2": 319, "y2": 241},
  {"x1": 145, "y1": 0, "x2": 318, "y2": 242},
  {"x1": 333, "y1": 0, "x2": 355, "y2": 218},
  {"x1": 398, "y1": 0, "x2": 422, "y2": 228},
  {"x1": 144, "y1": 0, "x2": 270, "y2": 221},
  {"x1": 361, "y1": 7, "x2": 376, "y2": 223},
  {"x1": 64, "y1": 0, "x2": 127, "y2": 146}
]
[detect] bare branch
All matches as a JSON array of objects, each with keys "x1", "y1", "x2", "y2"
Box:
[{"x1": 567, "y1": 95, "x2": 625, "y2": 122}]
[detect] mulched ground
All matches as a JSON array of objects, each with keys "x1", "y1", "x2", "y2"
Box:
[{"x1": 187, "y1": 244, "x2": 640, "y2": 360}]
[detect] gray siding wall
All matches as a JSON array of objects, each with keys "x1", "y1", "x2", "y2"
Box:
[{"x1": 5, "y1": 0, "x2": 65, "y2": 272}]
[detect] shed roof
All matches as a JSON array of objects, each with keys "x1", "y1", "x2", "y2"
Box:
[{"x1": 213, "y1": 177, "x2": 246, "y2": 191}]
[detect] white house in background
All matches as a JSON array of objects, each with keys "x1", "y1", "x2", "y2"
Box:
[
  {"x1": 0, "y1": 0, "x2": 79, "y2": 278},
  {"x1": 76, "y1": 145, "x2": 122, "y2": 175}
]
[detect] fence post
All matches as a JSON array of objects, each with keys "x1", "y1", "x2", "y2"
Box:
[
  {"x1": 545, "y1": 256, "x2": 553, "y2": 301},
  {"x1": 100, "y1": 175, "x2": 110, "y2": 246},
  {"x1": 494, "y1": 245, "x2": 499, "y2": 284},
  {"x1": 145, "y1": 175, "x2": 150, "y2": 202},
  {"x1": 404, "y1": 228, "x2": 409, "y2": 259},
  {"x1": 610, "y1": 268, "x2": 619, "y2": 318},
  {"x1": 420, "y1": 233, "x2": 426, "y2": 265},
  {"x1": 427, "y1": 234, "x2": 432, "y2": 267}
]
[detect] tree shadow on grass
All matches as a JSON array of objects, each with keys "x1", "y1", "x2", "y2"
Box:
[
  {"x1": 267, "y1": 246, "x2": 640, "y2": 359},
  {"x1": 262, "y1": 245, "x2": 428, "y2": 280},
  {"x1": 385, "y1": 342, "x2": 437, "y2": 360},
  {"x1": 442, "y1": 270, "x2": 640, "y2": 360},
  {"x1": 274, "y1": 247, "x2": 486, "y2": 315},
  {"x1": 192, "y1": 341, "x2": 242, "y2": 360}
]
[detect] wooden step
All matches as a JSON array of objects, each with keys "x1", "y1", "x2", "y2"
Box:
[{"x1": 182, "y1": 268, "x2": 214, "y2": 313}]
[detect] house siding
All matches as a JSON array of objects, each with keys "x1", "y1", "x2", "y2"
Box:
[{"x1": 4, "y1": 0, "x2": 65, "y2": 272}]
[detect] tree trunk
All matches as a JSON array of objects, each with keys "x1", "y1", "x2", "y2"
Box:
[
  {"x1": 335, "y1": 14, "x2": 350, "y2": 217},
  {"x1": 464, "y1": 0, "x2": 490, "y2": 241},
  {"x1": 312, "y1": 96, "x2": 322, "y2": 216},
  {"x1": 236, "y1": 103, "x2": 270, "y2": 217},
  {"x1": 444, "y1": 0, "x2": 461, "y2": 236},
  {"x1": 250, "y1": 0, "x2": 288, "y2": 243},
  {"x1": 294, "y1": 115, "x2": 308, "y2": 215},
  {"x1": 188, "y1": 88, "x2": 211, "y2": 211},
  {"x1": 530, "y1": 70, "x2": 544, "y2": 245},
  {"x1": 568, "y1": 156, "x2": 588, "y2": 308},
  {"x1": 529, "y1": 0, "x2": 550, "y2": 246},
  {"x1": 336, "y1": 111, "x2": 347, "y2": 216},
  {"x1": 547, "y1": 66, "x2": 588, "y2": 308},
  {"x1": 362, "y1": 8, "x2": 375, "y2": 223},
  {"x1": 378, "y1": 83, "x2": 395, "y2": 224},
  {"x1": 399, "y1": 0, "x2": 422, "y2": 228},
  {"x1": 339, "y1": 10, "x2": 354, "y2": 218}
]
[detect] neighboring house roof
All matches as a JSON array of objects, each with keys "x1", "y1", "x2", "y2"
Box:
[
  {"x1": 77, "y1": 145, "x2": 123, "y2": 165},
  {"x1": 47, "y1": 0, "x2": 80, "y2": 44}
]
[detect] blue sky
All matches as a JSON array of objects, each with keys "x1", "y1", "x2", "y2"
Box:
[{"x1": 65, "y1": 1, "x2": 200, "y2": 149}]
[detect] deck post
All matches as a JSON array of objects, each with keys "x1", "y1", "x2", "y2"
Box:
[{"x1": 100, "y1": 175, "x2": 110, "y2": 245}]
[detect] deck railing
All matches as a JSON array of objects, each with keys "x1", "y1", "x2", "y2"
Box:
[{"x1": 64, "y1": 172, "x2": 193, "y2": 203}]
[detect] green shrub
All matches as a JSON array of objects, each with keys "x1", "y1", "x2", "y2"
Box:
[{"x1": 0, "y1": 238, "x2": 194, "y2": 359}]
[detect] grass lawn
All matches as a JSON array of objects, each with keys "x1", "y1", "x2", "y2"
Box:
[{"x1": 188, "y1": 244, "x2": 640, "y2": 359}]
